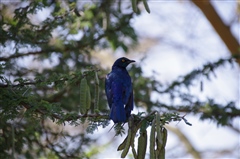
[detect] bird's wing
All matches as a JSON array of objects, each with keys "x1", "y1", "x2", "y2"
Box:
[
  {"x1": 106, "y1": 72, "x2": 126, "y2": 105},
  {"x1": 125, "y1": 88, "x2": 134, "y2": 118}
]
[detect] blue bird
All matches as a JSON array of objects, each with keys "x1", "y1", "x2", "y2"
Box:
[{"x1": 105, "y1": 57, "x2": 135, "y2": 123}]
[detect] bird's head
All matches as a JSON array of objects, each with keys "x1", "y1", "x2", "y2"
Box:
[{"x1": 112, "y1": 57, "x2": 135, "y2": 69}]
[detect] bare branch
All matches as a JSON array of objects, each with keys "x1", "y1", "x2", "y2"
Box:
[
  {"x1": 192, "y1": 0, "x2": 240, "y2": 64},
  {"x1": 166, "y1": 125, "x2": 202, "y2": 159}
]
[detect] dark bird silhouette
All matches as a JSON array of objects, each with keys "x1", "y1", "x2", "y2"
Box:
[{"x1": 105, "y1": 57, "x2": 135, "y2": 123}]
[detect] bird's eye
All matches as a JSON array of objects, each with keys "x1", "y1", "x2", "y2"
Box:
[{"x1": 122, "y1": 59, "x2": 125, "y2": 62}]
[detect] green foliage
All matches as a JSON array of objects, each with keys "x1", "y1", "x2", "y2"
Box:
[
  {"x1": 0, "y1": 0, "x2": 239, "y2": 159},
  {"x1": 131, "y1": 0, "x2": 151, "y2": 14},
  {"x1": 1, "y1": 1, "x2": 135, "y2": 157}
]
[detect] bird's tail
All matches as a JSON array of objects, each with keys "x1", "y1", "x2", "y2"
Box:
[{"x1": 110, "y1": 103, "x2": 127, "y2": 123}]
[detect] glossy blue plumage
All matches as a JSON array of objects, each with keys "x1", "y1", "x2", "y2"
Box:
[{"x1": 105, "y1": 57, "x2": 135, "y2": 123}]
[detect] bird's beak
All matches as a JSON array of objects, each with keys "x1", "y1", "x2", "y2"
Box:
[{"x1": 129, "y1": 60, "x2": 135, "y2": 63}]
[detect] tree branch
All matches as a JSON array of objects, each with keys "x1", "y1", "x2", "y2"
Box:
[
  {"x1": 0, "y1": 51, "x2": 46, "y2": 61},
  {"x1": 192, "y1": 0, "x2": 240, "y2": 64},
  {"x1": 166, "y1": 125, "x2": 202, "y2": 159},
  {"x1": 21, "y1": 102, "x2": 109, "y2": 122}
]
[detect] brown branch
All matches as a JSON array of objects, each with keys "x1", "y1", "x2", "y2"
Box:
[
  {"x1": 0, "y1": 34, "x2": 105, "y2": 62},
  {"x1": 21, "y1": 102, "x2": 109, "y2": 122},
  {"x1": 0, "y1": 51, "x2": 46, "y2": 61},
  {"x1": 166, "y1": 125, "x2": 202, "y2": 159},
  {"x1": 191, "y1": 0, "x2": 240, "y2": 64},
  {"x1": 159, "y1": 103, "x2": 240, "y2": 119}
]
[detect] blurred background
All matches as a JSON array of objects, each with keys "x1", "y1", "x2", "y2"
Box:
[{"x1": 0, "y1": 0, "x2": 239, "y2": 159}]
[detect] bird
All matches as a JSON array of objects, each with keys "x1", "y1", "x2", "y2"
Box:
[{"x1": 105, "y1": 57, "x2": 135, "y2": 123}]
